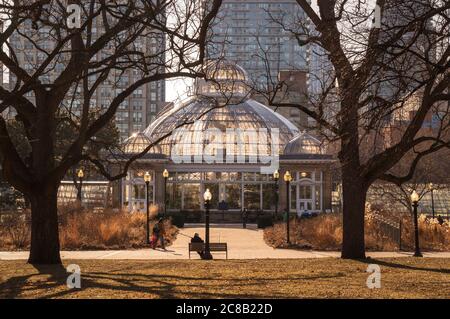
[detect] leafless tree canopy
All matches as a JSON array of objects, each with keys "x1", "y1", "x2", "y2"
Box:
[
  {"x1": 0, "y1": 0, "x2": 223, "y2": 264},
  {"x1": 0, "y1": 0, "x2": 223, "y2": 192},
  {"x1": 246, "y1": 0, "x2": 449, "y2": 258}
]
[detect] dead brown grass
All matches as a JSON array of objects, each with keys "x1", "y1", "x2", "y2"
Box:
[
  {"x1": 0, "y1": 258, "x2": 449, "y2": 299},
  {"x1": 59, "y1": 208, "x2": 178, "y2": 250},
  {"x1": 264, "y1": 213, "x2": 450, "y2": 251},
  {"x1": 0, "y1": 205, "x2": 178, "y2": 250},
  {"x1": 0, "y1": 211, "x2": 31, "y2": 250}
]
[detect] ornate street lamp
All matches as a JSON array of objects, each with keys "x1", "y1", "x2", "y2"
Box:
[
  {"x1": 428, "y1": 183, "x2": 435, "y2": 219},
  {"x1": 163, "y1": 169, "x2": 169, "y2": 217},
  {"x1": 144, "y1": 171, "x2": 151, "y2": 245},
  {"x1": 411, "y1": 190, "x2": 423, "y2": 257},
  {"x1": 273, "y1": 170, "x2": 279, "y2": 220},
  {"x1": 203, "y1": 188, "x2": 213, "y2": 260},
  {"x1": 284, "y1": 171, "x2": 293, "y2": 244},
  {"x1": 77, "y1": 168, "x2": 84, "y2": 203}
]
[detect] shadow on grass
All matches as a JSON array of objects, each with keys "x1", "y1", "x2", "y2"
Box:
[
  {"x1": 0, "y1": 263, "x2": 344, "y2": 299},
  {"x1": 357, "y1": 258, "x2": 450, "y2": 274},
  {"x1": 0, "y1": 263, "x2": 67, "y2": 299}
]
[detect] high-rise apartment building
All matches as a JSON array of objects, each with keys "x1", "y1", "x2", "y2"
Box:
[
  {"x1": 209, "y1": 0, "x2": 309, "y2": 87},
  {"x1": 2, "y1": 18, "x2": 165, "y2": 141},
  {"x1": 208, "y1": 0, "x2": 323, "y2": 131}
]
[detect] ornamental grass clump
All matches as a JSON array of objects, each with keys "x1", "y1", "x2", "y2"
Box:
[
  {"x1": 0, "y1": 204, "x2": 178, "y2": 250},
  {"x1": 264, "y1": 207, "x2": 450, "y2": 251},
  {"x1": 58, "y1": 205, "x2": 178, "y2": 250}
]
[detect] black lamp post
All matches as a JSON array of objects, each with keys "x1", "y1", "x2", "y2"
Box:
[
  {"x1": 273, "y1": 170, "x2": 279, "y2": 220},
  {"x1": 411, "y1": 190, "x2": 423, "y2": 257},
  {"x1": 77, "y1": 169, "x2": 84, "y2": 203},
  {"x1": 284, "y1": 171, "x2": 292, "y2": 244},
  {"x1": 203, "y1": 188, "x2": 213, "y2": 260},
  {"x1": 144, "y1": 171, "x2": 151, "y2": 245},
  {"x1": 163, "y1": 169, "x2": 169, "y2": 217},
  {"x1": 428, "y1": 183, "x2": 435, "y2": 219}
]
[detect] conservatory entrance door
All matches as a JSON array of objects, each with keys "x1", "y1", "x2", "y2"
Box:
[{"x1": 298, "y1": 184, "x2": 314, "y2": 213}]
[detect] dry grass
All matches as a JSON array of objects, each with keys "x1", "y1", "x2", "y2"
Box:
[
  {"x1": 0, "y1": 258, "x2": 449, "y2": 299},
  {"x1": 264, "y1": 213, "x2": 450, "y2": 251},
  {"x1": 408, "y1": 214, "x2": 450, "y2": 251},
  {"x1": 0, "y1": 205, "x2": 178, "y2": 250},
  {"x1": 0, "y1": 213, "x2": 30, "y2": 250}
]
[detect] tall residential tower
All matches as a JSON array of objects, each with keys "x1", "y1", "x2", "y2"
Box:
[
  {"x1": 209, "y1": 0, "x2": 309, "y2": 86},
  {"x1": 2, "y1": 19, "x2": 166, "y2": 140},
  {"x1": 208, "y1": 0, "x2": 312, "y2": 129}
]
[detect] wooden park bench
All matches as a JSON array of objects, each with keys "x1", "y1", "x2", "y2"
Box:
[{"x1": 188, "y1": 242, "x2": 228, "y2": 259}]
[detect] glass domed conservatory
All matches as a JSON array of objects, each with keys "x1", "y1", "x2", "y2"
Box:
[{"x1": 113, "y1": 60, "x2": 334, "y2": 222}]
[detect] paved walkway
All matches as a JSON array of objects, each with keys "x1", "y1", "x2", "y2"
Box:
[{"x1": 1, "y1": 224, "x2": 449, "y2": 260}]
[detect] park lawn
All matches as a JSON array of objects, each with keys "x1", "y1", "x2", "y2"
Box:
[{"x1": 0, "y1": 258, "x2": 449, "y2": 299}]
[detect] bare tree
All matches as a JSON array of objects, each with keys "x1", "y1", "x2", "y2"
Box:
[
  {"x1": 370, "y1": 147, "x2": 450, "y2": 214},
  {"x1": 0, "y1": 0, "x2": 223, "y2": 264},
  {"x1": 251, "y1": 0, "x2": 449, "y2": 258}
]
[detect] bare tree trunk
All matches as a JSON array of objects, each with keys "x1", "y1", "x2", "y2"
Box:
[
  {"x1": 339, "y1": 103, "x2": 367, "y2": 259},
  {"x1": 28, "y1": 184, "x2": 61, "y2": 264},
  {"x1": 341, "y1": 170, "x2": 367, "y2": 259}
]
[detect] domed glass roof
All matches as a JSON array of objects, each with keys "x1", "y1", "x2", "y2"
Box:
[
  {"x1": 122, "y1": 132, "x2": 162, "y2": 154},
  {"x1": 203, "y1": 59, "x2": 248, "y2": 82},
  {"x1": 284, "y1": 131, "x2": 324, "y2": 155},
  {"x1": 143, "y1": 97, "x2": 299, "y2": 159},
  {"x1": 196, "y1": 59, "x2": 249, "y2": 99}
]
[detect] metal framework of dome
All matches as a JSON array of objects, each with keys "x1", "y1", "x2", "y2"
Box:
[
  {"x1": 196, "y1": 59, "x2": 249, "y2": 98},
  {"x1": 203, "y1": 59, "x2": 248, "y2": 82},
  {"x1": 122, "y1": 132, "x2": 162, "y2": 154},
  {"x1": 111, "y1": 60, "x2": 334, "y2": 218},
  {"x1": 284, "y1": 131, "x2": 324, "y2": 155},
  {"x1": 144, "y1": 97, "x2": 299, "y2": 159}
]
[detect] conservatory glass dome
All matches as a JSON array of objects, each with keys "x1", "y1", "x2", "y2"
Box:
[
  {"x1": 143, "y1": 61, "x2": 299, "y2": 161},
  {"x1": 115, "y1": 61, "x2": 334, "y2": 217},
  {"x1": 143, "y1": 98, "x2": 300, "y2": 159},
  {"x1": 122, "y1": 132, "x2": 162, "y2": 154},
  {"x1": 196, "y1": 59, "x2": 250, "y2": 98},
  {"x1": 203, "y1": 59, "x2": 248, "y2": 82},
  {"x1": 283, "y1": 131, "x2": 324, "y2": 155}
]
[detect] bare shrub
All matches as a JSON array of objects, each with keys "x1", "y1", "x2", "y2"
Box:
[
  {"x1": 0, "y1": 211, "x2": 30, "y2": 249},
  {"x1": 0, "y1": 203, "x2": 177, "y2": 251},
  {"x1": 400, "y1": 215, "x2": 450, "y2": 251},
  {"x1": 264, "y1": 214, "x2": 342, "y2": 250},
  {"x1": 264, "y1": 213, "x2": 450, "y2": 252},
  {"x1": 58, "y1": 206, "x2": 178, "y2": 250}
]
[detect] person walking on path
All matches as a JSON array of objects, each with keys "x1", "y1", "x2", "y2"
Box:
[
  {"x1": 157, "y1": 218, "x2": 166, "y2": 250},
  {"x1": 151, "y1": 218, "x2": 166, "y2": 250},
  {"x1": 242, "y1": 208, "x2": 248, "y2": 229},
  {"x1": 151, "y1": 221, "x2": 160, "y2": 249}
]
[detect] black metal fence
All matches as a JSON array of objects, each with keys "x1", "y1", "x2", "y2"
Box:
[{"x1": 370, "y1": 212, "x2": 402, "y2": 250}]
